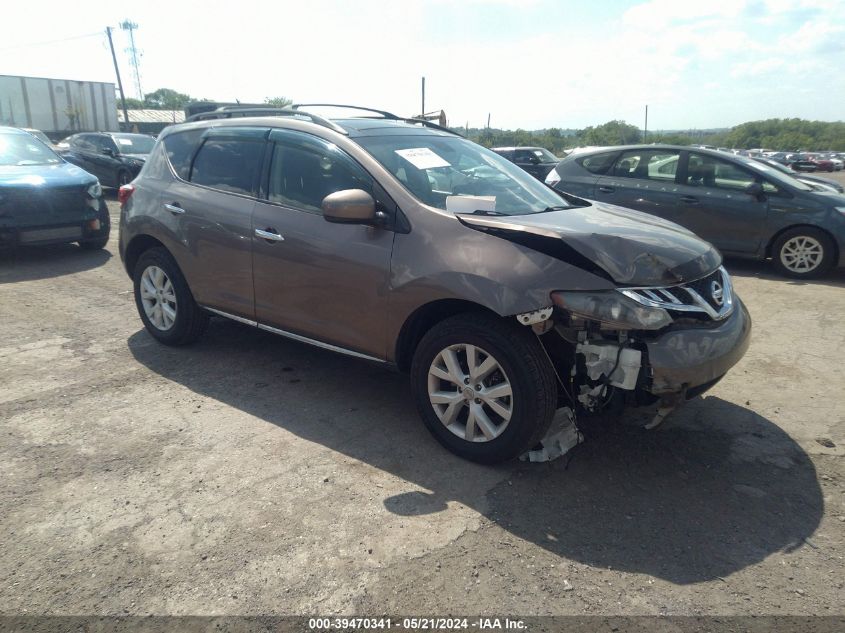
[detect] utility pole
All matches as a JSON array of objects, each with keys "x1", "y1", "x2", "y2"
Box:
[
  {"x1": 106, "y1": 27, "x2": 129, "y2": 132},
  {"x1": 487, "y1": 113, "x2": 491, "y2": 129},
  {"x1": 421, "y1": 76, "x2": 425, "y2": 118},
  {"x1": 644, "y1": 104, "x2": 648, "y2": 143},
  {"x1": 120, "y1": 20, "x2": 142, "y2": 99}
]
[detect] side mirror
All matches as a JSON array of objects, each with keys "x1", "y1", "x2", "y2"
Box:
[
  {"x1": 745, "y1": 182, "x2": 764, "y2": 198},
  {"x1": 322, "y1": 189, "x2": 379, "y2": 225},
  {"x1": 528, "y1": 155, "x2": 541, "y2": 164},
  {"x1": 101, "y1": 147, "x2": 115, "y2": 157}
]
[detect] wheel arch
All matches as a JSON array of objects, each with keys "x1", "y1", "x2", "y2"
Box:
[
  {"x1": 765, "y1": 224, "x2": 839, "y2": 262},
  {"x1": 124, "y1": 234, "x2": 168, "y2": 276},
  {"x1": 394, "y1": 299, "x2": 498, "y2": 372}
]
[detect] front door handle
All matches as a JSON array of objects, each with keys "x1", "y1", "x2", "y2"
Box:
[
  {"x1": 255, "y1": 227, "x2": 284, "y2": 242},
  {"x1": 163, "y1": 203, "x2": 185, "y2": 215},
  {"x1": 680, "y1": 196, "x2": 699, "y2": 204},
  {"x1": 598, "y1": 186, "x2": 615, "y2": 194}
]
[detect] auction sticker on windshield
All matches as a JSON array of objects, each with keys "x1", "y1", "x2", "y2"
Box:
[{"x1": 395, "y1": 147, "x2": 450, "y2": 169}]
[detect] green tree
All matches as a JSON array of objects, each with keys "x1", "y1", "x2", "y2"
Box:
[
  {"x1": 123, "y1": 97, "x2": 145, "y2": 109},
  {"x1": 264, "y1": 96, "x2": 293, "y2": 108},
  {"x1": 143, "y1": 88, "x2": 193, "y2": 110}
]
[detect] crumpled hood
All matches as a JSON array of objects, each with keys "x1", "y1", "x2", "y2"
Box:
[
  {"x1": 457, "y1": 200, "x2": 722, "y2": 286},
  {"x1": 0, "y1": 162, "x2": 97, "y2": 189}
]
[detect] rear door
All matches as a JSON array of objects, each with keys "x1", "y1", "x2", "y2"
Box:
[
  {"x1": 673, "y1": 152, "x2": 768, "y2": 254},
  {"x1": 592, "y1": 148, "x2": 684, "y2": 218},
  {"x1": 160, "y1": 126, "x2": 267, "y2": 319},
  {"x1": 558, "y1": 150, "x2": 620, "y2": 198},
  {"x1": 66, "y1": 135, "x2": 103, "y2": 180},
  {"x1": 251, "y1": 128, "x2": 395, "y2": 359}
]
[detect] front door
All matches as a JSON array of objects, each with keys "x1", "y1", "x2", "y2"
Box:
[
  {"x1": 673, "y1": 152, "x2": 769, "y2": 255},
  {"x1": 251, "y1": 128, "x2": 394, "y2": 359}
]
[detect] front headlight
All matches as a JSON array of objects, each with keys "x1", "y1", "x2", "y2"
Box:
[
  {"x1": 551, "y1": 290, "x2": 672, "y2": 330},
  {"x1": 87, "y1": 181, "x2": 102, "y2": 198}
]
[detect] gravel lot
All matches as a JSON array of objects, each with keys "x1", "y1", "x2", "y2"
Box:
[{"x1": 1, "y1": 179, "x2": 844, "y2": 617}]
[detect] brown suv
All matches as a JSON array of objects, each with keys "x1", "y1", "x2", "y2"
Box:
[{"x1": 119, "y1": 105, "x2": 751, "y2": 463}]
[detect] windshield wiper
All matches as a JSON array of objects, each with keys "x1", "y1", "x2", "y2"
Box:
[
  {"x1": 541, "y1": 205, "x2": 569, "y2": 213},
  {"x1": 469, "y1": 209, "x2": 506, "y2": 216}
]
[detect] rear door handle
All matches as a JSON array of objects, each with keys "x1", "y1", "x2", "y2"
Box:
[
  {"x1": 680, "y1": 196, "x2": 699, "y2": 204},
  {"x1": 163, "y1": 203, "x2": 185, "y2": 215},
  {"x1": 255, "y1": 227, "x2": 284, "y2": 242},
  {"x1": 598, "y1": 186, "x2": 615, "y2": 193}
]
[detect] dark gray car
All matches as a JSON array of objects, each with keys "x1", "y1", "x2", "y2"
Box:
[
  {"x1": 546, "y1": 144, "x2": 845, "y2": 278},
  {"x1": 492, "y1": 146, "x2": 559, "y2": 180},
  {"x1": 119, "y1": 108, "x2": 750, "y2": 463},
  {"x1": 61, "y1": 132, "x2": 155, "y2": 188}
]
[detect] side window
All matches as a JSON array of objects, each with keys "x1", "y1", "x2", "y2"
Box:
[
  {"x1": 162, "y1": 129, "x2": 204, "y2": 180},
  {"x1": 576, "y1": 152, "x2": 619, "y2": 175},
  {"x1": 190, "y1": 138, "x2": 264, "y2": 196},
  {"x1": 73, "y1": 135, "x2": 93, "y2": 151},
  {"x1": 267, "y1": 135, "x2": 373, "y2": 213},
  {"x1": 687, "y1": 153, "x2": 755, "y2": 191},
  {"x1": 514, "y1": 149, "x2": 534, "y2": 163},
  {"x1": 91, "y1": 135, "x2": 118, "y2": 154},
  {"x1": 611, "y1": 150, "x2": 680, "y2": 181}
]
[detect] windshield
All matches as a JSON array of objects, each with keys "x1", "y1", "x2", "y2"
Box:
[
  {"x1": 356, "y1": 135, "x2": 570, "y2": 215},
  {"x1": 113, "y1": 134, "x2": 155, "y2": 154},
  {"x1": 744, "y1": 159, "x2": 813, "y2": 192},
  {"x1": 0, "y1": 133, "x2": 62, "y2": 166}
]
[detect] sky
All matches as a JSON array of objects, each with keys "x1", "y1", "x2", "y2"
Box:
[{"x1": 1, "y1": 0, "x2": 844, "y2": 131}]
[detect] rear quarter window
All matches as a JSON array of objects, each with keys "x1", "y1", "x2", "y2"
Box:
[
  {"x1": 162, "y1": 129, "x2": 204, "y2": 180},
  {"x1": 576, "y1": 152, "x2": 619, "y2": 175},
  {"x1": 189, "y1": 138, "x2": 264, "y2": 196}
]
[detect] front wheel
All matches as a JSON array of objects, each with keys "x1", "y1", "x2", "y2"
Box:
[
  {"x1": 133, "y1": 247, "x2": 208, "y2": 345},
  {"x1": 410, "y1": 313, "x2": 558, "y2": 463},
  {"x1": 771, "y1": 227, "x2": 835, "y2": 279}
]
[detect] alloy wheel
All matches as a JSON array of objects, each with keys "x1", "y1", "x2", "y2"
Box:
[
  {"x1": 780, "y1": 236, "x2": 823, "y2": 274},
  {"x1": 427, "y1": 343, "x2": 513, "y2": 443},
  {"x1": 140, "y1": 265, "x2": 177, "y2": 331}
]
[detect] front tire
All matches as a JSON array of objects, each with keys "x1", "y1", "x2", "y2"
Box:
[
  {"x1": 133, "y1": 247, "x2": 208, "y2": 345},
  {"x1": 410, "y1": 313, "x2": 557, "y2": 463},
  {"x1": 771, "y1": 227, "x2": 835, "y2": 279}
]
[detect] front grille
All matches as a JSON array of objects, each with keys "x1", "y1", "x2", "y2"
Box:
[
  {"x1": 2, "y1": 186, "x2": 88, "y2": 221},
  {"x1": 620, "y1": 266, "x2": 734, "y2": 321}
]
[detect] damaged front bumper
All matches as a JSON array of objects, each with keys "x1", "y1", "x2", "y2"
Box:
[{"x1": 644, "y1": 297, "x2": 751, "y2": 397}]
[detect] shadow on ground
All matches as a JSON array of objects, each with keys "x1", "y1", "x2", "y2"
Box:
[
  {"x1": 0, "y1": 243, "x2": 112, "y2": 284},
  {"x1": 725, "y1": 257, "x2": 845, "y2": 288},
  {"x1": 128, "y1": 318, "x2": 823, "y2": 585}
]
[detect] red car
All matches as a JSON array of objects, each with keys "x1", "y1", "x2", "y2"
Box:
[{"x1": 807, "y1": 154, "x2": 835, "y2": 172}]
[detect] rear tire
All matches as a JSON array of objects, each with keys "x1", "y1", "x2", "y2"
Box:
[
  {"x1": 410, "y1": 313, "x2": 557, "y2": 463},
  {"x1": 133, "y1": 247, "x2": 208, "y2": 345},
  {"x1": 771, "y1": 227, "x2": 835, "y2": 279}
]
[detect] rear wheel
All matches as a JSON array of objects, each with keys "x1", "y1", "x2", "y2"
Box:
[
  {"x1": 771, "y1": 227, "x2": 835, "y2": 279},
  {"x1": 133, "y1": 247, "x2": 208, "y2": 345},
  {"x1": 410, "y1": 313, "x2": 557, "y2": 463}
]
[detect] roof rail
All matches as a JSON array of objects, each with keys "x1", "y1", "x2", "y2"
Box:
[
  {"x1": 185, "y1": 107, "x2": 347, "y2": 134},
  {"x1": 289, "y1": 103, "x2": 400, "y2": 119},
  {"x1": 289, "y1": 104, "x2": 462, "y2": 136}
]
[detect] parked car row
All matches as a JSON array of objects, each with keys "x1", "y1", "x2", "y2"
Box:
[{"x1": 4, "y1": 108, "x2": 843, "y2": 464}]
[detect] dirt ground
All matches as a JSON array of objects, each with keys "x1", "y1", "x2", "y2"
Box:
[{"x1": 1, "y1": 181, "x2": 844, "y2": 617}]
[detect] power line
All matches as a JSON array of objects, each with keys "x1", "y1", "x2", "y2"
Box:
[{"x1": 0, "y1": 31, "x2": 103, "y2": 52}]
